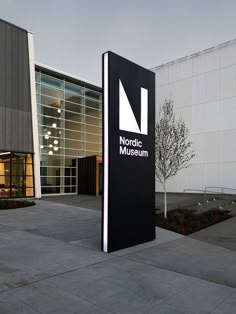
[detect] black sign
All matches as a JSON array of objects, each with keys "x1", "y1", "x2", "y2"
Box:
[{"x1": 102, "y1": 51, "x2": 155, "y2": 253}]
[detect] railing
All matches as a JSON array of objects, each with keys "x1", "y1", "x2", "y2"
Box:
[
  {"x1": 205, "y1": 186, "x2": 236, "y2": 207},
  {"x1": 184, "y1": 186, "x2": 236, "y2": 208}
]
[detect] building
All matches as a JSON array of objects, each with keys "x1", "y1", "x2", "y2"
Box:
[
  {"x1": 153, "y1": 39, "x2": 236, "y2": 194},
  {"x1": 2, "y1": 17, "x2": 236, "y2": 199},
  {"x1": 0, "y1": 18, "x2": 102, "y2": 199}
]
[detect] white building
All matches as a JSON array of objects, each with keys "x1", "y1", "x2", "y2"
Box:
[{"x1": 153, "y1": 39, "x2": 236, "y2": 194}]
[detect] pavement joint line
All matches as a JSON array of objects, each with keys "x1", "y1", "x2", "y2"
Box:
[
  {"x1": 107, "y1": 232, "x2": 236, "y2": 257},
  {"x1": 0, "y1": 226, "x2": 100, "y2": 252},
  {"x1": 108, "y1": 236, "x2": 186, "y2": 257},
  {"x1": 40, "y1": 199, "x2": 101, "y2": 212},
  {"x1": 6, "y1": 290, "x2": 42, "y2": 314},
  {"x1": 0, "y1": 256, "x2": 117, "y2": 295},
  {"x1": 0, "y1": 223, "x2": 30, "y2": 233},
  {"x1": 189, "y1": 236, "x2": 236, "y2": 253},
  {"x1": 6, "y1": 280, "x2": 101, "y2": 313},
  {"x1": 1, "y1": 227, "x2": 235, "y2": 290},
  {"x1": 211, "y1": 289, "x2": 236, "y2": 312},
  {"x1": 123, "y1": 255, "x2": 236, "y2": 290},
  {"x1": 68, "y1": 231, "x2": 184, "y2": 253}
]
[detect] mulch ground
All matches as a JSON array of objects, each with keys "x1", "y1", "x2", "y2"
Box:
[
  {"x1": 0, "y1": 200, "x2": 35, "y2": 210},
  {"x1": 155, "y1": 208, "x2": 233, "y2": 235}
]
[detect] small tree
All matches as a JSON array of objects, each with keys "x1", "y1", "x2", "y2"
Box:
[{"x1": 155, "y1": 99, "x2": 195, "y2": 218}]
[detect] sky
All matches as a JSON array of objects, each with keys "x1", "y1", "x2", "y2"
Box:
[{"x1": 1, "y1": 0, "x2": 236, "y2": 85}]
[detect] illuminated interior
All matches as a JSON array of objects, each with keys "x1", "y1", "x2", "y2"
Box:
[
  {"x1": 36, "y1": 71, "x2": 102, "y2": 195},
  {"x1": 0, "y1": 152, "x2": 34, "y2": 198}
]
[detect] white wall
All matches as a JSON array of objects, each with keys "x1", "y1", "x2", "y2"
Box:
[{"x1": 154, "y1": 40, "x2": 236, "y2": 193}]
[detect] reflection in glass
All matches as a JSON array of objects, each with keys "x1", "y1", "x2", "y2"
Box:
[
  {"x1": 65, "y1": 82, "x2": 83, "y2": 95},
  {"x1": 41, "y1": 74, "x2": 63, "y2": 89}
]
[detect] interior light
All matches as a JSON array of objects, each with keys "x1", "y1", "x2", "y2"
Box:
[
  {"x1": 54, "y1": 140, "x2": 58, "y2": 145},
  {"x1": 40, "y1": 145, "x2": 44, "y2": 149},
  {"x1": 0, "y1": 152, "x2": 11, "y2": 156},
  {"x1": 48, "y1": 151, "x2": 53, "y2": 155},
  {"x1": 47, "y1": 131, "x2": 51, "y2": 135},
  {"x1": 57, "y1": 109, "x2": 61, "y2": 113},
  {"x1": 52, "y1": 123, "x2": 57, "y2": 128},
  {"x1": 49, "y1": 144, "x2": 53, "y2": 148},
  {"x1": 54, "y1": 147, "x2": 59, "y2": 151},
  {"x1": 45, "y1": 135, "x2": 49, "y2": 140}
]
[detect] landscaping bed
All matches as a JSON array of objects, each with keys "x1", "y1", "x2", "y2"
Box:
[
  {"x1": 0, "y1": 200, "x2": 35, "y2": 210},
  {"x1": 155, "y1": 209, "x2": 233, "y2": 235}
]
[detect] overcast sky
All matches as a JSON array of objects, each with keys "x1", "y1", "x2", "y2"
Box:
[{"x1": 1, "y1": 0, "x2": 236, "y2": 85}]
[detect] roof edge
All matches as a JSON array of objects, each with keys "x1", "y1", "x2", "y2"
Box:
[
  {"x1": 151, "y1": 38, "x2": 236, "y2": 71},
  {"x1": 0, "y1": 18, "x2": 32, "y2": 33},
  {"x1": 35, "y1": 62, "x2": 102, "y2": 90}
]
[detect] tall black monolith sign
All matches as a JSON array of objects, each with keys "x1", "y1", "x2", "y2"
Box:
[{"x1": 102, "y1": 51, "x2": 155, "y2": 253}]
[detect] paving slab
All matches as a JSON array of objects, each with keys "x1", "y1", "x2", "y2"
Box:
[
  {"x1": 126, "y1": 236, "x2": 236, "y2": 288},
  {"x1": 0, "y1": 291, "x2": 38, "y2": 314},
  {"x1": 9, "y1": 281, "x2": 105, "y2": 314},
  {"x1": 212, "y1": 289, "x2": 236, "y2": 314},
  {"x1": 0, "y1": 201, "x2": 100, "y2": 230},
  {"x1": 44, "y1": 257, "x2": 235, "y2": 314},
  {"x1": 0, "y1": 201, "x2": 101, "y2": 242},
  {"x1": 43, "y1": 194, "x2": 102, "y2": 211},
  {"x1": 27, "y1": 219, "x2": 100, "y2": 242},
  {"x1": 0, "y1": 198, "x2": 236, "y2": 313},
  {"x1": 42, "y1": 192, "x2": 206, "y2": 211},
  {"x1": 0, "y1": 229, "x2": 112, "y2": 292},
  {"x1": 71, "y1": 227, "x2": 184, "y2": 254},
  {"x1": 0, "y1": 224, "x2": 16, "y2": 233},
  {"x1": 190, "y1": 216, "x2": 236, "y2": 251}
]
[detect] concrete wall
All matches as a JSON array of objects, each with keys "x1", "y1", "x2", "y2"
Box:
[{"x1": 154, "y1": 40, "x2": 236, "y2": 193}]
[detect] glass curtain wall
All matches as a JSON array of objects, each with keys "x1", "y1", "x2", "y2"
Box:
[
  {"x1": 0, "y1": 152, "x2": 34, "y2": 198},
  {"x1": 35, "y1": 70, "x2": 102, "y2": 195}
]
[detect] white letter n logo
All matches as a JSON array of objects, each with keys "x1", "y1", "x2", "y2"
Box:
[{"x1": 119, "y1": 80, "x2": 148, "y2": 135}]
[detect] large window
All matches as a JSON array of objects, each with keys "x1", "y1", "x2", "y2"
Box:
[
  {"x1": 36, "y1": 71, "x2": 102, "y2": 195},
  {"x1": 0, "y1": 152, "x2": 34, "y2": 198}
]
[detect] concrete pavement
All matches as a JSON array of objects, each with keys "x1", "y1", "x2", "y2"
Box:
[
  {"x1": 190, "y1": 216, "x2": 236, "y2": 251},
  {"x1": 43, "y1": 192, "x2": 229, "y2": 212},
  {"x1": 0, "y1": 199, "x2": 235, "y2": 313}
]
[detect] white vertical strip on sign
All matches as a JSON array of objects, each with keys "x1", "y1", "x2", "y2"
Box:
[
  {"x1": 141, "y1": 88, "x2": 148, "y2": 135},
  {"x1": 28, "y1": 32, "x2": 41, "y2": 199},
  {"x1": 103, "y1": 52, "x2": 109, "y2": 252}
]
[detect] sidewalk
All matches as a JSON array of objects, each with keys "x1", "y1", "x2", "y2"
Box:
[{"x1": 0, "y1": 200, "x2": 235, "y2": 313}]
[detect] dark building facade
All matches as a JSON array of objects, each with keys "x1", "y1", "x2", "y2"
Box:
[{"x1": 0, "y1": 19, "x2": 40, "y2": 199}]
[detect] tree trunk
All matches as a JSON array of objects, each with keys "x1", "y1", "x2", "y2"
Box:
[{"x1": 164, "y1": 181, "x2": 167, "y2": 218}]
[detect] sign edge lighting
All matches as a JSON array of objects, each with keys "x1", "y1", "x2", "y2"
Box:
[{"x1": 103, "y1": 52, "x2": 109, "y2": 253}]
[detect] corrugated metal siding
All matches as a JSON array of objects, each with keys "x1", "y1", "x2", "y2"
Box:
[{"x1": 0, "y1": 20, "x2": 33, "y2": 153}]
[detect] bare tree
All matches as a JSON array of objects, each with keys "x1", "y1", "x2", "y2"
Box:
[{"x1": 155, "y1": 99, "x2": 195, "y2": 218}]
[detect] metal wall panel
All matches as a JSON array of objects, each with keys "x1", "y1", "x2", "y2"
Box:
[{"x1": 0, "y1": 19, "x2": 33, "y2": 153}]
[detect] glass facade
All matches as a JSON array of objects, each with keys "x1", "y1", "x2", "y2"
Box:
[
  {"x1": 0, "y1": 152, "x2": 34, "y2": 198},
  {"x1": 35, "y1": 69, "x2": 102, "y2": 195}
]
